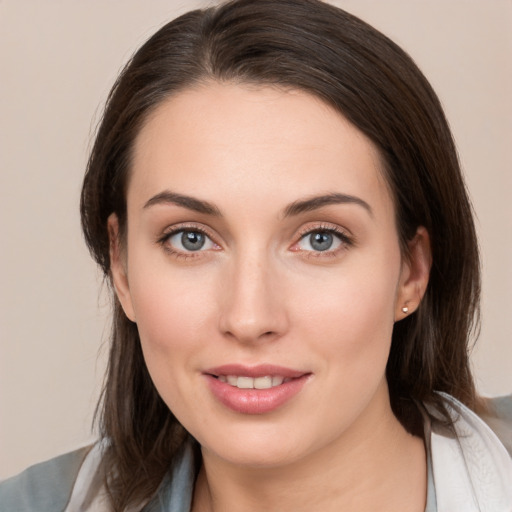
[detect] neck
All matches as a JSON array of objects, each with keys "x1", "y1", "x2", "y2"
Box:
[{"x1": 192, "y1": 385, "x2": 427, "y2": 512}]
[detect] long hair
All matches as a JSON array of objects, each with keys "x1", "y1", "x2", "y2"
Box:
[{"x1": 80, "y1": 0, "x2": 480, "y2": 508}]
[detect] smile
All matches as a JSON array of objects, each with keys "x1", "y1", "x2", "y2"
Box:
[
  {"x1": 205, "y1": 364, "x2": 311, "y2": 414},
  {"x1": 217, "y1": 375, "x2": 290, "y2": 389}
]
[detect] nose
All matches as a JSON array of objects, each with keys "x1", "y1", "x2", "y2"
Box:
[{"x1": 218, "y1": 250, "x2": 289, "y2": 344}]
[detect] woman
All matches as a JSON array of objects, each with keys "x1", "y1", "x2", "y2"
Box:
[{"x1": 1, "y1": 0, "x2": 510, "y2": 510}]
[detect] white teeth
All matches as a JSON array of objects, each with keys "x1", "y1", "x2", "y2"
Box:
[
  {"x1": 254, "y1": 376, "x2": 272, "y2": 389},
  {"x1": 227, "y1": 375, "x2": 238, "y2": 386},
  {"x1": 237, "y1": 376, "x2": 254, "y2": 389},
  {"x1": 219, "y1": 375, "x2": 288, "y2": 389},
  {"x1": 272, "y1": 376, "x2": 284, "y2": 386}
]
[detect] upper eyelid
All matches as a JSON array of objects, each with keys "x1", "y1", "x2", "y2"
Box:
[
  {"x1": 161, "y1": 222, "x2": 215, "y2": 238},
  {"x1": 296, "y1": 222, "x2": 351, "y2": 238}
]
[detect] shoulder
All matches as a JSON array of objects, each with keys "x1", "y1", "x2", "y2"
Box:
[
  {"x1": 0, "y1": 447, "x2": 91, "y2": 512},
  {"x1": 0, "y1": 438, "x2": 196, "y2": 512},
  {"x1": 480, "y1": 394, "x2": 512, "y2": 456},
  {"x1": 426, "y1": 393, "x2": 512, "y2": 511}
]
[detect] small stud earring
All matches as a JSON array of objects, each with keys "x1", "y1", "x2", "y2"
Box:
[{"x1": 401, "y1": 306, "x2": 409, "y2": 314}]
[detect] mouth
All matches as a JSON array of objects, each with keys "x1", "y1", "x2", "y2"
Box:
[
  {"x1": 214, "y1": 375, "x2": 293, "y2": 389},
  {"x1": 204, "y1": 364, "x2": 311, "y2": 414}
]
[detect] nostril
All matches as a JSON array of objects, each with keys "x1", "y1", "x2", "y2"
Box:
[{"x1": 258, "y1": 331, "x2": 279, "y2": 341}]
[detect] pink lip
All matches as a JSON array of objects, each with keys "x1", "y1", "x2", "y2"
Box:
[{"x1": 204, "y1": 364, "x2": 311, "y2": 415}]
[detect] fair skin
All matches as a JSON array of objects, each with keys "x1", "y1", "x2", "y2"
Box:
[{"x1": 109, "y1": 83, "x2": 431, "y2": 512}]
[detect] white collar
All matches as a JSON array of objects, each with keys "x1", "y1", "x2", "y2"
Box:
[{"x1": 427, "y1": 392, "x2": 512, "y2": 511}]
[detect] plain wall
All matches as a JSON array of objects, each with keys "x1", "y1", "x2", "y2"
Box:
[{"x1": 1, "y1": 0, "x2": 511, "y2": 479}]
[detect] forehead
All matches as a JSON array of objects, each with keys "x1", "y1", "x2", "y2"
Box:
[{"x1": 129, "y1": 82, "x2": 393, "y2": 218}]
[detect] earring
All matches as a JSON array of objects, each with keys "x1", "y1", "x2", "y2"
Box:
[{"x1": 401, "y1": 306, "x2": 409, "y2": 314}]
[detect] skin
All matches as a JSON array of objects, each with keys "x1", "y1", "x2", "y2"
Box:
[{"x1": 109, "y1": 83, "x2": 431, "y2": 511}]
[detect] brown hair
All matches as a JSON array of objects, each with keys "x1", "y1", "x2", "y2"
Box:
[{"x1": 80, "y1": 0, "x2": 480, "y2": 508}]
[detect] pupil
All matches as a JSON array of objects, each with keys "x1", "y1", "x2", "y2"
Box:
[
  {"x1": 182, "y1": 231, "x2": 205, "y2": 251},
  {"x1": 310, "y1": 232, "x2": 332, "y2": 251}
]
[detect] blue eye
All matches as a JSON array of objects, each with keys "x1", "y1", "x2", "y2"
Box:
[
  {"x1": 297, "y1": 230, "x2": 344, "y2": 252},
  {"x1": 166, "y1": 230, "x2": 216, "y2": 252}
]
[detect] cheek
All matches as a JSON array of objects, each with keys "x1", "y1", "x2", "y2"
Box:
[
  {"x1": 128, "y1": 273, "x2": 214, "y2": 428},
  {"x1": 286, "y1": 263, "x2": 399, "y2": 436},
  {"x1": 292, "y1": 253, "x2": 399, "y2": 376},
  {"x1": 130, "y1": 276, "x2": 216, "y2": 363},
  {"x1": 127, "y1": 240, "x2": 217, "y2": 341},
  {"x1": 125, "y1": 251, "x2": 219, "y2": 393}
]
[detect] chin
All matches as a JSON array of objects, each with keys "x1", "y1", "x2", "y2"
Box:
[
  {"x1": 196, "y1": 422, "x2": 318, "y2": 469},
  {"x1": 208, "y1": 444, "x2": 304, "y2": 469}
]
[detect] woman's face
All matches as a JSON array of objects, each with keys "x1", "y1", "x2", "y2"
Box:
[{"x1": 110, "y1": 83, "x2": 429, "y2": 468}]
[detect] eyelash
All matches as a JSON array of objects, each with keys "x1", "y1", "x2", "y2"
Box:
[
  {"x1": 157, "y1": 224, "x2": 219, "y2": 260},
  {"x1": 293, "y1": 223, "x2": 354, "y2": 258},
  {"x1": 157, "y1": 222, "x2": 353, "y2": 260}
]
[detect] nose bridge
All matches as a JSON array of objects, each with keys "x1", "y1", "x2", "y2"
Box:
[{"x1": 219, "y1": 245, "x2": 287, "y2": 343}]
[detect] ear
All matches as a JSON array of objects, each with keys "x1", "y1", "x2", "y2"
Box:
[
  {"x1": 108, "y1": 213, "x2": 136, "y2": 322},
  {"x1": 395, "y1": 226, "x2": 431, "y2": 321}
]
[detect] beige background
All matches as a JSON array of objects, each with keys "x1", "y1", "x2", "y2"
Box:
[{"x1": 0, "y1": 0, "x2": 510, "y2": 479}]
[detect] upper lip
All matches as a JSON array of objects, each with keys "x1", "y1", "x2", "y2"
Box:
[{"x1": 204, "y1": 364, "x2": 308, "y2": 379}]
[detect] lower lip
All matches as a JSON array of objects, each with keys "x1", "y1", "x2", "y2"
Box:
[{"x1": 205, "y1": 375, "x2": 310, "y2": 414}]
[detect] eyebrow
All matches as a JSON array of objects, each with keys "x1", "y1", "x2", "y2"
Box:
[
  {"x1": 143, "y1": 191, "x2": 222, "y2": 216},
  {"x1": 143, "y1": 190, "x2": 372, "y2": 218},
  {"x1": 283, "y1": 193, "x2": 373, "y2": 218}
]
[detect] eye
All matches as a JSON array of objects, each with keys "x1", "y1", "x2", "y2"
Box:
[
  {"x1": 295, "y1": 227, "x2": 351, "y2": 254},
  {"x1": 165, "y1": 229, "x2": 217, "y2": 253},
  {"x1": 298, "y1": 231, "x2": 341, "y2": 252}
]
